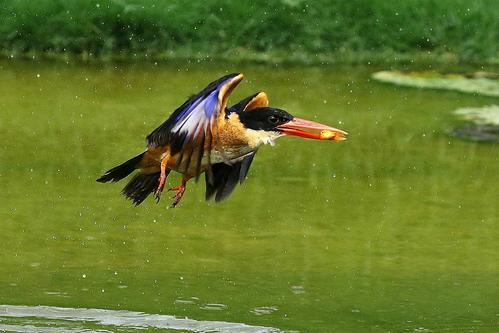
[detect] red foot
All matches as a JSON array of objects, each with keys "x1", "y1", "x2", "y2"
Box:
[
  {"x1": 155, "y1": 161, "x2": 168, "y2": 202},
  {"x1": 169, "y1": 185, "x2": 186, "y2": 207},
  {"x1": 154, "y1": 174, "x2": 166, "y2": 202}
]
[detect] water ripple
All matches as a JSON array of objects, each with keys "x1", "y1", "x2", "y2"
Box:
[
  {"x1": 0, "y1": 304, "x2": 285, "y2": 333},
  {"x1": 250, "y1": 307, "x2": 279, "y2": 316}
]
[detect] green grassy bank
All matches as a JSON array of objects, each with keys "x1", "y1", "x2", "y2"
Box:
[{"x1": 1, "y1": 0, "x2": 498, "y2": 64}]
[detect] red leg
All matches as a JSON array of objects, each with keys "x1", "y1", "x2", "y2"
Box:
[
  {"x1": 169, "y1": 176, "x2": 190, "y2": 207},
  {"x1": 155, "y1": 158, "x2": 168, "y2": 202}
]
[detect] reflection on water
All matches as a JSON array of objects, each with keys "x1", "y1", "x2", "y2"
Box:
[
  {"x1": 0, "y1": 324, "x2": 112, "y2": 333},
  {"x1": 199, "y1": 303, "x2": 228, "y2": 311},
  {"x1": 0, "y1": 304, "x2": 283, "y2": 333},
  {"x1": 250, "y1": 306, "x2": 279, "y2": 316}
]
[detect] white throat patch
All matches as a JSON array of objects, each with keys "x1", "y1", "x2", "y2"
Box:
[{"x1": 246, "y1": 129, "x2": 282, "y2": 148}]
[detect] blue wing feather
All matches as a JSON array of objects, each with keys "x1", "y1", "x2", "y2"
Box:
[
  {"x1": 147, "y1": 73, "x2": 241, "y2": 151},
  {"x1": 146, "y1": 73, "x2": 243, "y2": 175}
]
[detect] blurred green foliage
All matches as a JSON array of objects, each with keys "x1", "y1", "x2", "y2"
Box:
[{"x1": 0, "y1": 0, "x2": 498, "y2": 63}]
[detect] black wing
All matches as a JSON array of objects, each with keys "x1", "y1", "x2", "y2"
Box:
[{"x1": 205, "y1": 151, "x2": 256, "y2": 202}]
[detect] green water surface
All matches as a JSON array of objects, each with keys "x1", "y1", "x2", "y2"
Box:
[{"x1": 0, "y1": 60, "x2": 498, "y2": 332}]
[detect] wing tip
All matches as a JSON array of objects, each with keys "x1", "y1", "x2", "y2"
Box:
[
  {"x1": 226, "y1": 73, "x2": 244, "y2": 87},
  {"x1": 218, "y1": 73, "x2": 244, "y2": 108},
  {"x1": 233, "y1": 73, "x2": 244, "y2": 81},
  {"x1": 243, "y1": 91, "x2": 269, "y2": 111}
]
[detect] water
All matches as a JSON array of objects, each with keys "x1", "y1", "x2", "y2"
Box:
[
  {"x1": 0, "y1": 304, "x2": 280, "y2": 333},
  {"x1": 0, "y1": 59, "x2": 498, "y2": 332}
]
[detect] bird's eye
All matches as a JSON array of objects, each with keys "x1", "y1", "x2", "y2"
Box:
[{"x1": 268, "y1": 115, "x2": 279, "y2": 124}]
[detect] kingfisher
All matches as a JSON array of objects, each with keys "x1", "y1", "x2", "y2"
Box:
[{"x1": 97, "y1": 73, "x2": 347, "y2": 207}]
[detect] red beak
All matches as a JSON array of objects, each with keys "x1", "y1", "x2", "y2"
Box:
[{"x1": 276, "y1": 117, "x2": 347, "y2": 141}]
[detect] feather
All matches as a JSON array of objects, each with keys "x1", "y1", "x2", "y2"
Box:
[
  {"x1": 205, "y1": 151, "x2": 257, "y2": 202},
  {"x1": 146, "y1": 73, "x2": 243, "y2": 154}
]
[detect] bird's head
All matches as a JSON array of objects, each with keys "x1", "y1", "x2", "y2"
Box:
[{"x1": 237, "y1": 107, "x2": 347, "y2": 141}]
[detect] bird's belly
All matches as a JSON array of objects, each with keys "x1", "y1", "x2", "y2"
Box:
[
  {"x1": 169, "y1": 145, "x2": 254, "y2": 176},
  {"x1": 209, "y1": 146, "x2": 254, "y2": 163}
]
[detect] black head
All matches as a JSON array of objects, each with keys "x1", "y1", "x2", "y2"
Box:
[{"x1": 237, "y1": 107, "x2": 294, "y2": 131}]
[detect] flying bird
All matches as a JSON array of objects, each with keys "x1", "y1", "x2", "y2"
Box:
[{"x1": 97, "y1": 73, "x2": 347, "y2": 207}]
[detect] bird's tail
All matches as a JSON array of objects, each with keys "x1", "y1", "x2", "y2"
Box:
[
  {"x1": 121, "y1": 172, "x2": 162, "y2": 205},
  {"x1": 96, "y1": 152, "x2": 145, "y2": 183}
]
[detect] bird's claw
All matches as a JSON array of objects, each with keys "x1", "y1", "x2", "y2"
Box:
[
  {"x1": 154, "y1": 189, "x2": 162, "y2": 203},
  {"x1": 154, "y1": 177, "x2": 166, "y2": 203},
  {"x1": 169, "y1": 185, "x2": 185, "y2": 208}
]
